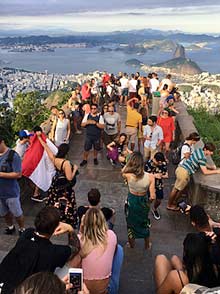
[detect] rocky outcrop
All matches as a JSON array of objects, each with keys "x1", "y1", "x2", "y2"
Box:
[
  {"x1": 125, "y1": 59, "x2": 142, "y2": 67},
  {"x1": 153, "y1": 57, "x2": 202, "y2": 75},
  {"x1": 173, "y1": 44, "x2": 185, "y2": 58}
]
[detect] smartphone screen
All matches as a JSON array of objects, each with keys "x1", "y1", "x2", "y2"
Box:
[{"x1": 69, "y1": 272, "x2": 82, "y2": 291}]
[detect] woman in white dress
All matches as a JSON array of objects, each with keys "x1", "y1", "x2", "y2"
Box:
[{"x1": 54, "y1": 110, "x2": 71, "y2": 147}]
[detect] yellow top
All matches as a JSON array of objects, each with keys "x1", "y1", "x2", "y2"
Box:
[{"x1": 126, "y1": 106, "x2": 142, "y2": 128}]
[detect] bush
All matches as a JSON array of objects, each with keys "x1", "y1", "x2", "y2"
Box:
[{"x1": 188, "y1": 107, "x2": 220, "y2": 165}]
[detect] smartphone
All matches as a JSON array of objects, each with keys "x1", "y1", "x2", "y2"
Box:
[{"x1": 69, "y1": 268, "x2": 83, "y2": 292}]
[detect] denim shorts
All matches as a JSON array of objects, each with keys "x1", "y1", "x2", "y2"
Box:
[
  {"x1": 84, "y1": 136, "x2": 101, "y2": 151},
  {"x1": 0, "y1": 197, "x2": 23, "y2": 217}
]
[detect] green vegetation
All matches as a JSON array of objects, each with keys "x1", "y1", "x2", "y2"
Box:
[
  {"x1": 0, "y1": 105, "x2": 14, "y2": 146},
  {"x1": 201, "y1": 85, "x2": 220, "y2": 94},
  {"x1": 188, "y1": 107, "x2": 220, "y2": 165},
  {"x1": 12, "y1": 91, "x2": 50, "y2": 134},
  {"x1": 178, "y1": 84, "x2": 193, "y2": 92}
]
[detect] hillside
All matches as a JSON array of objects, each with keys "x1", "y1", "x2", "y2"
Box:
[{"x1": 153, "y1": 57, "x2": 202, "y2": 75}]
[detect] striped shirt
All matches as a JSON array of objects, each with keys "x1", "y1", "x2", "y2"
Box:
[{"x1": 180, "y1": 148, "x2": 207, "y2": 175}]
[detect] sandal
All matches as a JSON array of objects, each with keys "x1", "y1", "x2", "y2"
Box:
[{"x1": 166, "y1": 206, "x2": 180, "y2": 212}]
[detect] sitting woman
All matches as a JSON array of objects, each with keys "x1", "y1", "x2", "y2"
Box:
[
  {"x1": 79, "y1": 208, "x2": 117, "y2": 294},
  {"x1": 37, "y1": 133, "x2": 78, "y2": 228},
  {"x1": 122, "y1": 152, "x2": 155, "y2": 249},
  {"x1": 155, "y1": 233, "x2": 220, "y2": 294},
  {"x1": 107, "y1": 133, "x2": 132, "y2": 166}
]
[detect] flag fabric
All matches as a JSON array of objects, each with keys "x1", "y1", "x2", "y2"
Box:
[{"x1": 22, "y1": 134, "x2": 58, "y2": 192}]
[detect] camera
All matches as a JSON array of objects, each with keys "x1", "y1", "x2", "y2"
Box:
[{"x1": 69, "y1": 268, "x2": 83, "y2": 293}]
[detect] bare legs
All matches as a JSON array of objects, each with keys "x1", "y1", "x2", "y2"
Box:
[{"x1": 5, "y1": 212, "x2": 25, "y2": 230}]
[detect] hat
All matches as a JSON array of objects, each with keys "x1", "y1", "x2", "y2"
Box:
[{"x1": 18, "y1": 130, "x2": 33, "y2": 138}]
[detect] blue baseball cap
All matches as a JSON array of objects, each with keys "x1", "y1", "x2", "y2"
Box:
[{"x1": 18, "y1": 130, "x2": 34, "y2": 138}]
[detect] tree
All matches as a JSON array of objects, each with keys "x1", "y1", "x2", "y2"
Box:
[
  {"x1": 12, "y1": 91, "x2": 49, "y2": 133},
  {"x1": 0, "y1": 105, "x2": 14, "y2": 146}
]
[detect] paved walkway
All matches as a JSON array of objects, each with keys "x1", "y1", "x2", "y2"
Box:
[{"x1": 0, "y1": 106, "x2": 193, "y2": 293}]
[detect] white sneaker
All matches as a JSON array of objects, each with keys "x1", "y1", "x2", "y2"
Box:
[{"x1": 75, "y1": 130, "x2": 82, "y2": 134}]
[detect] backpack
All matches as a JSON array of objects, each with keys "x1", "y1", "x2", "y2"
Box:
[
  {"x1": 0, "y1": 149, "x2": 15, "y2": 173},
  {"x1": 171, "y1": 142, "x2": 190, "y2": 165},
  {"x1": 53, "y1": 160, "x2": 79, "y2": 190}
]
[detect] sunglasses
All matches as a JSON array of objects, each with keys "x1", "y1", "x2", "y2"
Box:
[
  {"x1": 59, "y1": 112, "x2": 64, "y2": 115},
  {"x1": 91, "y1": 107, "x2": 97, "y2": 110}
]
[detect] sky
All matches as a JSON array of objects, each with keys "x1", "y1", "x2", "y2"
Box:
[{"x1": 1, "y1": 0, "x2": 220, "y2": 34}]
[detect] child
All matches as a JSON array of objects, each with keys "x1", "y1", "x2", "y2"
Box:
[{"x1": 145, "y1": 152, "x2": 168, "y2": 220}]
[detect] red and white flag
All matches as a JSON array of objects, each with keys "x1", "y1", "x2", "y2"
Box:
[{"x1": 22, "y1": 134, "x2": 58, "y2": 192}]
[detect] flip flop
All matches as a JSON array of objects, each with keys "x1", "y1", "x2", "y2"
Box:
[{"x1": 166, "y1": 206, "x2": 180, "y2": 212}]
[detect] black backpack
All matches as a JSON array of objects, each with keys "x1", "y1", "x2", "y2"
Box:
[
  {"x1": 0, "y1": 149, "x2": 15, "y2": 173},
  {"x1": 171, "y1": 142, "x2": 190, "y2": 165}
]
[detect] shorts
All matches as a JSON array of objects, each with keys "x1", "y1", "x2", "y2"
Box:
[
  {"x1": 84, "y1": 136, "x2": 101, "y2": 151},
  {"x1": 174, "y1": 166, "x2": 190, "y2": 191},
  {"x1": 129, "y1": 92, "x2": 136, "y2": 99},
  {"x1": 126, "y1": 127, "x2": 137, "y2": 144},
  {"x1": 144, "y1": 147, "x2": 157, "y2": 160},
  {"x1": 103, "y1": 132, "x2": 118, "y2": 146},
  {"x1": 0, "y1": 197, "x2": 23, "y2": 218},
  {"x1": 71, "y1": 110, "x2": 80, "y2": 118},
  {"x1": 156, "y1": 189, "x2": 164, "y2": 200},
  {"x1": 121, "y1": 88, "x2": 128, "y2": 97}
]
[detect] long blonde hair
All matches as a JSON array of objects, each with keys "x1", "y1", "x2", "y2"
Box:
[
  {"x1": 122, "y1": 151, "x2": 144, "y2": 179},
  {"x1": 80, "y1": 208, "x2": 108, "y2": 257}
]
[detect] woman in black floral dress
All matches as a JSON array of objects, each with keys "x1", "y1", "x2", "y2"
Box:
[{"x1": 37, "y1": 133, "x2": 78, "y2": 228}]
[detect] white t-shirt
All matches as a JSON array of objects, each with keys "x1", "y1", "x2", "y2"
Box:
[
  {"x1": 159, "y1": 78, "x2": 173, "y2": 91},
  {"x1": 120, "y1": 77, "x2": 129, "y2": 89},
  {"x1": 143, "y1": 125, "x2": 163, "y2": 149},
  {"x1": 128, "y1": 79, "x2": 137, "y2": 93},
  {"x1": 150, "y1": 78, "x2": 159, "y2": 93},
  {"x1": 180, "y1": 143, "x2": 193, "y2": 164},
  {"x1": 15, "y1": 140, "x2": 29, "y2": 160},
  {"x1": 104, "y1": 112, "x2": 121, "y2": 135}
]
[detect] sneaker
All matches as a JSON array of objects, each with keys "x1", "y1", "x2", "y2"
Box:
[
  {"x1": 31, "y1": 194, "x2": 47, "y2": 203},
  {"x1": 75, "y1": 130, "x2": 82, "y2": 134},
  {"x1": 151, "y1": 208, "x2": 161, "y2": 220},
  {"x1": 80, "y1": 160, "x2": 87, "y2": 167},
  {"x1": 5, "y1": 225, "x2": 16, "y2": 235},
  {"x1": 19, "y1": 228, "x2": 25, "y2": 236},
  {"x1": 94, "y1": 158, "x2": 98, "y2": 165}
]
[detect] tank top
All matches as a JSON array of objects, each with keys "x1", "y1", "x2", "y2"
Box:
[{"x1": 127, "y1": 172, "x2": 150, "y2": 193}]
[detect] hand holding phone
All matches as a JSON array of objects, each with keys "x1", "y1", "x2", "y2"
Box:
[{"x1": 69, "y1": 268, "x2": 83, "y2": 293}]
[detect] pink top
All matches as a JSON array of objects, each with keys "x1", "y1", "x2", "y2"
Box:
[
  {"x1": 79, "y1": 230, "x2": 117, "y2": 280},
  {"x1": 81, "y1": 84, "x2": 91, "y2": 101}
]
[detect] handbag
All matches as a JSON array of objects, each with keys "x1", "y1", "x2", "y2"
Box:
[{"x1": 107, "y1": 147, "x2": 119, "y2": 161}]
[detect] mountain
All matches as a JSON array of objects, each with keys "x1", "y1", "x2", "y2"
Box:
[
  {"x1": 125, "y1": 59, "x2": 142, "y2": 66},
  {"x1": 173, "y1": 44, "x2": 185, "y2": 58},
  {"x1": 153, "y1": 57, "x2": 202, "y2": 75}
]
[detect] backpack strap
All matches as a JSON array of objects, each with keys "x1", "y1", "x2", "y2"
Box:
[
  {"x1": 60, "y1": 159, "x2": 67, "y2": 172},
  {"x1": 6, "y1": 149, "x2": 15, "y2": 171}
]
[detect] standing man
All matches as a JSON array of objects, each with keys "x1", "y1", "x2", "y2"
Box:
[
  {"x1": 103, "y1": 105, "x2": 121, "y2": 147},
  {"x1": 125, "y1": 97, "x2": 142, "y2": 151},
  {"x1": 80, "y1": 103, "x2": 105, "y2": 166},
  {"x1": 128, "y1": 74, "x2": 138, "y2": 99},
  {"x1": 167, "y1": 143, "x2": 220, "y2": 211},
  {"x1": 0, "y1": 136, "x2": 25, "y2": 235},
  {"x1": 119, "y1": 73, "x2": 129, "y2": 106},
  {"x1": 143, "y1": 115, "x2": 163, "y2": 160}
]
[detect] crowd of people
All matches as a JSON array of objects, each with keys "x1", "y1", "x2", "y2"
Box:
[{"x1": 1, "y1": 70, "x2": 220, "y2": 294}]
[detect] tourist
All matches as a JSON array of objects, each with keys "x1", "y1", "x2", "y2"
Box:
[
  {"x1": 103, "y1": 105, "x2": 121, "y2": 147},
  {"x1": 68, "y1": 90, "x2": 82, "y2": 134},
  {"x1": 102, "y1": 71, "x2": 110, "y2": 93},
  {"x1": 54, "y1": 110, "x2": 71, "y2": 147},
  {"x1": 77, "y1": 188, "x2": 115, "y2": 229},
  {"x1": 0, "y1": 207, "x2": 80, "y2": 294},
  {"x1": 119, "y1": 73, "x2": 129, "y2": 106},
  {"x1": 128, "y1": 73, "x2": 137, "y2": 99},
  {"x1": 168, "y1": 143, "x2": 220, "y2": 211},
  {"x1": 79, "y1": 208, "x2": 117, "y2": 294},
  {"x1": 80, "y1": 103, "x2": 105, "y2": 166},
  {"x1": 158, "y1": 84, "x2": 170, "y2": 113},
  {"x1": 90, "y1": 77, "x2": 99, "y2": 104},
  {"x1": 37, "y1": 133, "x2": 79, "y2": 228},
  {"x1": 15, "y1": 130, "x2": 33, "y2": 160},
  {"x1": 154, "y1": 233, "x2": 220, "y2": 294},
  {"x1": 179, "y1": 132, "x2": 200, "y2": 164},
  {"x1": 164, "y1": 95, "x2": 179, "y2": 117},
  {"x1": 125, "y1": 97, "x2": 142, "y2": 151},
  {"x1": 0, "y1": 135, "x2": 25, "y2": 235},
  {"x1": 49, "y1": 106, "x2": 59, "y2": 141},
  {"x1": 159, "y1": 74, "x2": 174, "y2": 92},
  {"x1": 137, "y1": 106, "x2": 148, "y2": 152},
  {"x1": 122, "y1": 152, "x2": 155, "y2": 249},
  {"x1": 149, "y1": 72, "x2": 159, "y2": 94},
  {"x1": 81, "y1": 80, "x2": 91, "y2": 102},
  {"x1": 145, "y1": 152, "x2": 168, "y2": 220},
  {"x1": 157, "y1": 108, "x2": 175, "y2": 160},
  {"x1": 107, "y1": 133, "x2": 132, "y2": 166},
  {"x1": 143, "y1": 115, "x2": 163, "y2": 160}
]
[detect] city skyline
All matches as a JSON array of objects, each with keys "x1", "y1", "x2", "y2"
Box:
[{"x1": 1, "y1": 1, "x2": 220, "y2": 34}]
